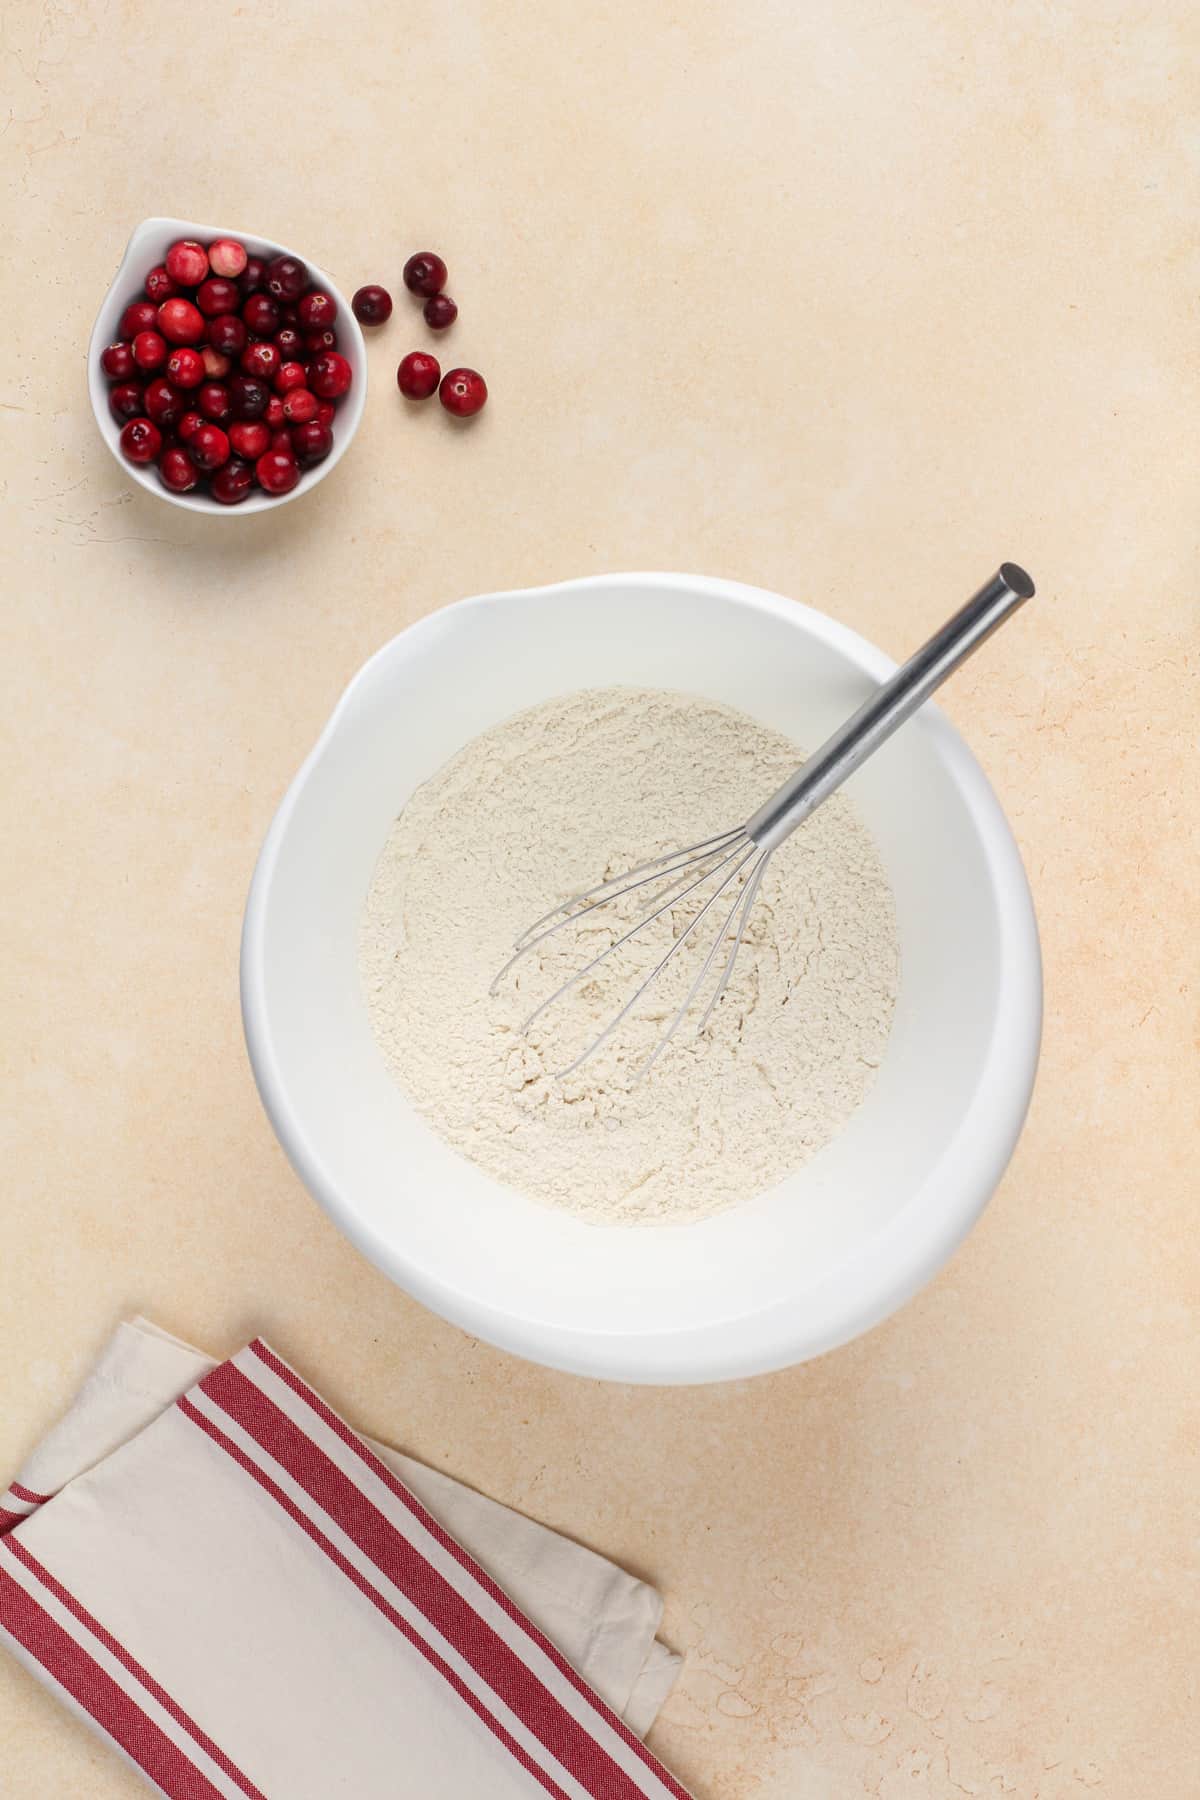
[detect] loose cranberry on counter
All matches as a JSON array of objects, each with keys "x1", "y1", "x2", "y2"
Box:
[
  {"x1": 197, "y1": 382, "x2": 232, "y2": 422},
  {"x1": 201, "y1": 345, "x2": 231, "y2": 379},
  {"x1": 265, "y1": 254, "x2": 308, "y2": 303},
  {"x1": 132, "y1": 329, "x2": 168, "y2": 372},
  {"x1": 100, "y1": 342, "x2": 135, "y2": 380},
  {"x1": 297, "y1": 290, "x2": 337, "y2": 331},
  {"x1": 189, "y1": 422, "x2": 230, "y2": 470},
  {"x1": 291, "y1": 419, "x2": 333, "y2": 463},
  {"x1": 309, "y1": 351, "x2": 352, "y2": 399},
  {"x1": 143, "y1": 377, "x2": 185, "y2": 427},
  {"x1": 274, "y1": 360, "x2": 308, "y2": 394},
  {"x1": 178, "y1": 410, "x2": 205, "y2": 441},
  {"x1": 211, "y1": 458, "x2": 255, "y2": 504},
  {"x1": 229, "y1": 374, "x2": 270, "y2": 419},
  {"x1": 157, "y1": 298, "x2": 206, "y2": 346},
  {"x1": 229, "y1": 420, "x2": 270, "y2": 459},
  {"x1": 144, "y1": 265, "x2": 178, "y2": 303},
  {"x1": 264, "y1": 395, "x2": 286, "y2": 428},
  {"x1": 196, "y1": 276, "x2": 240, "y2": 317},
  {"x1": 208, "y1": 314, "x2": 247, "y2": 358},
  {"x1": 241, "y1": 340, "x2": 281, "y2": 382},
  {"x1": 120, "y1": 300, "x2": 159, "y2": 338},
  {"x1": 238, "y1": 255, "x2": 268, "y2": 296},
  {"x1": 242, "y1": 293, "x2": 281, "y2": 337},
  {"x1": 276, "y1": 326, "x2": 304, "y2": 361},
  {"x1": 165, "y1": 240, "x2": 209, "y2": 286},
  {"x1": 423, "y1": 293, "x2": 458, "y2": 331},
  {"x1": 439, "y1": 366, "x2": 487, "y2": 416},
  {"x1": 159, "y1": 446, "x2": 200, "y2": 493},
  {"x1": 208, "y1": 238, "x2": 248, "y2": 279},
  {"x1": 109, "y1": 382, "x2": 144, "y2": 422},
  {"x1": 255, "y1": 448, "x2": 300, "y2": 495},
  {"x1": 281, "y1": 386, "x2": 319, "y2": 423},
  {"x1": 403, "y1": 252, "x2": 447, "y2": 297},
  {"x1": 352, "y1": 283, "x2": 392, "y2": 325},
  {"x1": 397, "y1": 351, "x2": 440, "y2": 400},
  {"x1": 303, "y1": 328, "x2": 337, "y2": 355},
  {"x1": 119, "y1": 417, "x2": 162, "y2": 463},
  {"x1": 165, "y1": 346, "x2": 205, "y2": 389}
]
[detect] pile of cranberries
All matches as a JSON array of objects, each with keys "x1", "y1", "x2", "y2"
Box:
[
  {"x1": 350, "y1": 250, "x2": 487, "y2": 418},
  {"x1": 99, "y1": 237, "x2": 354, "y2": 503}
]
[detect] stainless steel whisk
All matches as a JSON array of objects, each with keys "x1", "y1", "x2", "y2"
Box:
[{"x1": 493, "y1": 564, "x2": 1035, "y2": 1081}]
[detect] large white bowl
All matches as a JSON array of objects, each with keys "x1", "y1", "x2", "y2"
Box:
[
  {"x1": 241, "y1": 573, "x2": 1041, "y2": 1383},
  {"x1": 88, "y1": 216, "x2": 367, "y2": 515}
]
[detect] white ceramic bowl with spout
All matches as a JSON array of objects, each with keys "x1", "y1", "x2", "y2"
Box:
[
  {"x1": 88, "y1": 216, "x2": 367, "y2": 515},
  {"x1": 241, "y1": 573, "x2": 1041, "y2": 1383}
]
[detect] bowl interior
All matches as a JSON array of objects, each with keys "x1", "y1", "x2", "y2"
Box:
[
  {"x1": 244, "y1": 575, "x2": 1040, "y2": 1380},
  {"x1": 88, "y1": 216, "x2": 367, "y2": 515}
]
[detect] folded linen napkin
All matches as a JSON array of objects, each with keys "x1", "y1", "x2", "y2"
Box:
[{"x1": 0, "y1": 1319, "x2": 689, "y2": 1800}]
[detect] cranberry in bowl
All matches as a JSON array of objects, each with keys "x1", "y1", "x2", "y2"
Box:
[{"x1": 88, "y1": 216, "x2": 366, "y2": 515}]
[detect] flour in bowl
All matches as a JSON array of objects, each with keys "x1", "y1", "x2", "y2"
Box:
[{"x1": 358, "y1": 688, "x2": 898, "y2": 1225}]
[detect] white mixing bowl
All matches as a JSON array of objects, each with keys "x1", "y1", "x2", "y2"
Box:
[{"x1": 241, "y1": 573, "x2": 1041, "y2": 1383}]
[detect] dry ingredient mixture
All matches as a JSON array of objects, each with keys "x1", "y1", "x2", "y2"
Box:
[{"x1": 359, "y1": 688, "x2": 899, "y2": 1225}]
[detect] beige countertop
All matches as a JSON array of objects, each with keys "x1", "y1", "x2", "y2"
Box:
[{"x1": 2, "y1": 1, "x2": 1197, "y2": 1793}]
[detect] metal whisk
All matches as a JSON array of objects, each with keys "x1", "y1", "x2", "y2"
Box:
[{"x1": 493, "y1": 564, "x2": 1035, "y2": 1081}]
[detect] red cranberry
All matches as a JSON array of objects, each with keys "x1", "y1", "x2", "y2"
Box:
[
  {"x1": 238, "y1": 256, "x2": 268, "y2": 296},
  {"x1": 352, "y1": 284, "x2": 392, "y2": 326},
  {"x1": 159, "y1": 446, "x2": 200, "y2": 493},
  {"x1": 269, "y1": 428, "x2": 292, "y2": 455},
  {"x1": 143, "y1": 377, "x2": 185, "y2": 427},
  {"x1": 274, "y1": 360, "x2": 307, "y2": 394},
  {"x1": 178, "y1": 410, "x2": 205, "y2": 441},
  {"x1": 439, "y1": 366, "x2": 487, "y2": 416},
  {"x1": 241, "y1": 340, "x2": 281, "y2": 382},
  {"x1": 211, "y1": 458, "x2": 255, "y2": 504},
  {"x1": 132, "y1": 330, "x2": 168, "y2": 372},
  {"x1": 282, "y1": 385, "x2": 319, "y2": 423},
  {"x1": 256, "y1": 448, "x2": 301, "y2": 494},
  {"x1": 144, "y1": 265, "x2": 178, "y2": 303},
  {"x1": 165, "y1": 346, "x2": 205, "y2": 389},
  {"x1": 197, "y1": 382, "x2": 232, "y2": 422},
  {"x1": 316, "y1": 400, "x2": 335, "y2": 428},
  {"x1": 119, "y1": 417, "x2": 162, "y2": 463},
  {"x1": 423, "y1": 293, "x2": 458, "y2": 330},
  {"x1": 279, "y1": 303, "x2": 300, "y2": 326},
  {"x1": 309, "y1": 351, "x2": 352, "y2": 399},
  {"x1": 265, "y1": 254, "x2": 308, "y2": 303},
  {"x1": 165, "y1": 240, "x2": 209, "y2": 286},
  {"x1": 229, "y1": 374, "x2": 269, "y2": 419},
  {"x1": 397, "y1": 351, "x2": 440, "y2": 400},
  {"x1": 229, "y1": 420, "x2": 270, "y2": 459},
  {"x1": 201, "y1": 345, "x2": 230, "y2": 379},
  {"x1": 297, "y1": 290, "x2": 337, "y2": 331},
  {"x1": 403, "y1": 252, "x2": 447, "y2": 297},
  {"x1": 120, "y1": 299, "x2": 158, "y2": 338},
  {"x1": 189, "y1": 423, "x2": 230, "y2": 470},
  {"x1": 303, "y1": 328, "x2": 337, "y2": 355},
  {"x1": 275, "y1": 326, "x2": 304, "y2": 360},
  {"x1": 208, "y1": 237, "x2": 248, "y2": 279},
  {"x1": 208, "y1": 314, "x2": 247, "y2": 358},
  {"x1": 158, "y1": 299, "x2": 206, "y2": 346},
  {"x1": 290, "y1": 419, "x2": 333, "y2": 464},
  {"x1": 100, "y1": 341, "x2": 135, "y2": 380},
  {"x1": 196, "y1": 276, "x2": 240, "y2": 317},
  {"x1": 265, "y1": 394, "x2": 286, "y2": 428},
  {"x1": 108, "y1": 381, "x2": 144, "y2": 422},
  {"x1": 242, "y1": 293, "x2": 281, "y2": 337}
]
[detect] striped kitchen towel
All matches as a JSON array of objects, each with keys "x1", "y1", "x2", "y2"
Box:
[{"x1": 0, "y1": 1319, "x2": 690, "y2": 1800}]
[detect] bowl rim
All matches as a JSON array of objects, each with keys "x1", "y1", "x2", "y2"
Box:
[
  {"x1": 87, "y1": 214, "x2": 367, "y2": 516},
  {"x1": 241, "y1": 570, "x2": 1043, "y2": 1383}
]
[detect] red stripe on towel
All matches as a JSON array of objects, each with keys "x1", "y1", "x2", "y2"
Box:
[
  {"x1": 0, "y1": 1558, "x2": 227, "y2": 1800},
  {"x1": 249, "y1": 1338, "x2": 691, "y2": 1800},
  {"x1": 178, "y1": 1396, "x2": 575, "y2": 1800},
  {"x1": 9, "y1": 1482, "x2": 53, "y2": 1505}
]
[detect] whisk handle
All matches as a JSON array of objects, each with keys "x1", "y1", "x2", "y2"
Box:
[{"x1": 745, "y1": 563, "x2": 1035, "y2": 853}]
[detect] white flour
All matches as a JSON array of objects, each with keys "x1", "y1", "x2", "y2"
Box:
[{"x1": 359, "y1": 688, "x2": 898, "y2": 1225}]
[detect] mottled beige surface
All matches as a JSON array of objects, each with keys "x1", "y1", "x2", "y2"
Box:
[{"x1": 1, "y1": 0, "x2": 1197, "y2": 1794}]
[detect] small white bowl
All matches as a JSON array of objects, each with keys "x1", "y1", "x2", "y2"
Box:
[
  {"x1": 88, "y1": 216, "x2": 367, "y2": 515},
  {"x1": 242, "y1": 573, "x2": 1042, "y2": 1384}
]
